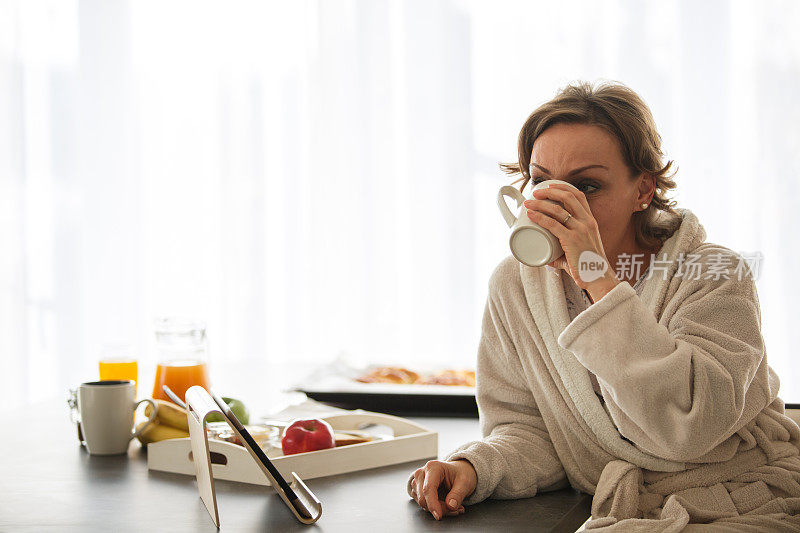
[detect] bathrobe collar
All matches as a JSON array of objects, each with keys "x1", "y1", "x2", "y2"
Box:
[{"x1": 520, "y1": 208, "x2": 705, "y2": 472}]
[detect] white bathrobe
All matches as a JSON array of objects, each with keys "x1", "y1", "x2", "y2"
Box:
[{"x1": 437, "y1": 208, "x2": 800, "y2": 531}]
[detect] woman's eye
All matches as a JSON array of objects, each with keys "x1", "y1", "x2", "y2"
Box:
[{"x1": 531, "y1": 177, "x2": 598, "y2": 194}]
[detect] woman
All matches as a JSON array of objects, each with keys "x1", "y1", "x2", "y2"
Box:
[{"x1": 407, "y1": 81, "x2": 800, "y2": 531}]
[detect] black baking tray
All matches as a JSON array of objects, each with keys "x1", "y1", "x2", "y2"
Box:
[{"x1": 296, "y1": 389, "x2": 478, "y2": 418}]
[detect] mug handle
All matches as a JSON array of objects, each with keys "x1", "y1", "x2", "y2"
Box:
[
  {"x1": 497, "y1": 185, "x2": 526, "y2": 227},
  {"x1": 130, "y1": 398, "x2": 159, "y2": 441}
]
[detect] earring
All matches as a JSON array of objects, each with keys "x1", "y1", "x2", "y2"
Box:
[{"x1": 640, "y1": 203, "x2": 648, "y2": 209}]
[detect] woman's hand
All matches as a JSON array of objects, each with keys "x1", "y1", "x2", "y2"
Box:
[
  {"x1": 523, "y1": 183, "x2": 619, "y2": 299},
  {"x1": 408, "y1": 459, "x2": 477, "y2": 520}
]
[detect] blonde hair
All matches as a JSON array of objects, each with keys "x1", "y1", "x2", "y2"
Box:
[{"x1": 501, "y1": 80, "x2": 681, "y2": 249}]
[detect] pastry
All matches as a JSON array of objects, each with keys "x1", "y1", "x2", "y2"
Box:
[{"x1": 355, "y1": 366, "x2": 420, "y2": 384}]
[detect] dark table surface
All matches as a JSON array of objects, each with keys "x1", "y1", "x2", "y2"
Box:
[{"x1": 2, "y1": 399, "x2": 591, "y2": 532}]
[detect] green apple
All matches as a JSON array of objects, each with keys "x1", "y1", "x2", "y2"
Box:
[{"x1": 207, "y1": 396, "x2": 250, "y2": 424}]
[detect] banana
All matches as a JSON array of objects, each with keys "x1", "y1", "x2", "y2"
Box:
[
  {"x1": 145, "y1": 399, "x2": 189, "y2": 431},
  {"x1": 136, "y1": 420, "x2": 190, "y2": 445}
]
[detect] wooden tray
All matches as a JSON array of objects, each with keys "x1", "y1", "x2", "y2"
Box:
[{"x1": 147, "y1": 410, "x2": 437, "y2": 486}]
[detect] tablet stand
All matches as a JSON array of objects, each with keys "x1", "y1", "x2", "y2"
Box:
[{"x1": 184, "y1": 386, "x2": 323, "y2": 527}]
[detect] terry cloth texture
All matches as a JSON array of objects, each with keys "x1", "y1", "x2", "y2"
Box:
[
  {"x1": 418, "y1": 208, "x2": 800, "y2": 531},
  {"x1": 564, "y1": 264, "x2": 650, "y2": 401}
]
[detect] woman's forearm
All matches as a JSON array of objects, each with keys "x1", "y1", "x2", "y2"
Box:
[{"x1": 557, "y1": 275, "x2": 767, "y2": 462}]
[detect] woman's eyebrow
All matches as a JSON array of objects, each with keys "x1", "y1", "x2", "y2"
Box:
[{"x1": 530, "y1": 163, "x2": 608, "y2": 176}]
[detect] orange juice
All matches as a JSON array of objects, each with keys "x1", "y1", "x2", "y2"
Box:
[
  {"x1": 99, "y1": 359, "x2": 139, "y2": 393},
  {"x1": 152, "y1": 360, "x2": 210, "y2": 402}
]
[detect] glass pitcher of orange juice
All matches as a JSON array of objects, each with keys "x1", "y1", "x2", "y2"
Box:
[{"x1": 152, "y1": 318, "x2": 210, "y2": 402}]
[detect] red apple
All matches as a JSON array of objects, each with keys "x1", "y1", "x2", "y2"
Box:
[{"x1": 281, "y1": 418, "x2": 336, "y2": 455}]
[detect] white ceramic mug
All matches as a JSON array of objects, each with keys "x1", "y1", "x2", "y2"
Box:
[
  {"x1": 497, "y1": 179, "x2": 579, "y2": 267},
  {"x1": 77, "y1": 380, "x2": 158, "y2": 455}
]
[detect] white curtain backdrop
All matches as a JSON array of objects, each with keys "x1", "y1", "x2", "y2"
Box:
[{"x1": 2, "y1": 0, "x2": 799, "y2": 408}]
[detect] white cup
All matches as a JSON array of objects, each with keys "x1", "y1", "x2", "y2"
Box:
[
  {"x1": 77, "y1": 380, "x2": 158, "y2": 455},
  {"x1": 497, "y1": 179, "x2": 579, "y2": 267}
]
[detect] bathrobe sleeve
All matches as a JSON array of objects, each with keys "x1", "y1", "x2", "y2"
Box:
[
  {"x1": 443, "y1": 290, "x2": 568, "y2": 505},
  {"x1": 557, "y1": 251, "x2": 767, "y2": 462}
]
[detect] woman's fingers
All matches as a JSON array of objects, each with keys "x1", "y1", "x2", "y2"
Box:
[
  {"x1": 443, "y1": 506, "x2": 466, "y2": 517},
  {"x1": 444, "y1": 472, "x2": 474, "y2": 512},
  {"x1": 545, "y1": 182, "x2": 592, "y2": 214},
  {"x1": 525, "y1": 198, "x2": 571, "y2": 225},
  {"x1": 556, "y1": 182, "x2": 593, "y2": 214},
  {"x1": 525, "y1": 209, "x2": 570, "y2": 239},
  {"x1": 413, "y1": 469, "x2": 427, "y2": 510},
  {"x1": 422, "y1": 464, "x2": 445, "y2": 519},
  {"x1": 408, "y1": 461, "x2": 469, "y2": 520},
  {"x1": 528, "y1": 185, "x2": 590, "y2": 222}
]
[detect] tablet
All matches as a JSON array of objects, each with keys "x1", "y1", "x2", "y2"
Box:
[
  {"x1": 183, "y1": 385, "x2": 322, "y2": 525},
  {"x1": 207, "y1": 390, "x2": 303, "y2": 508}
]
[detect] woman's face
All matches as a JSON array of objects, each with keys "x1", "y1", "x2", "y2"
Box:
[{"x1": 528, "y1": 122, "x2": 654, "y2": 256}]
